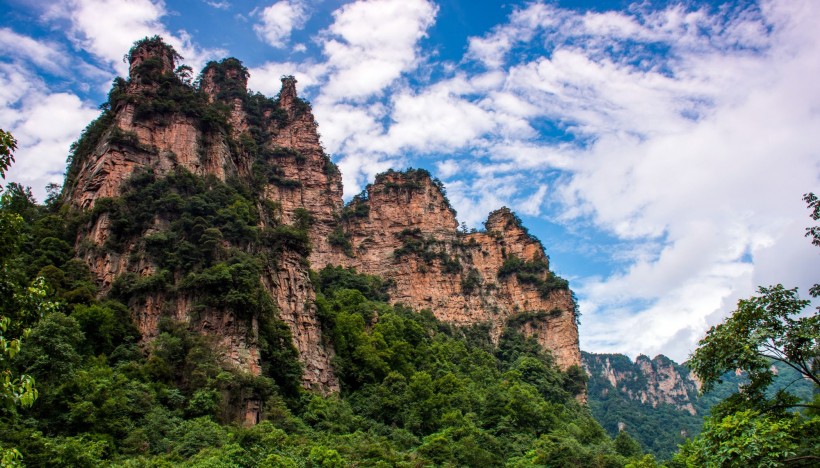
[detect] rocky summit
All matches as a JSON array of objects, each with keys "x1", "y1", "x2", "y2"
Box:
[{"x1": 62, "y1": 38, "x2": 581, "y2": 419}]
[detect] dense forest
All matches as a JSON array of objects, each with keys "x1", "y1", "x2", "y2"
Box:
[{"x1": 0, "y1": 173, "x2": 646, "y2": 466}]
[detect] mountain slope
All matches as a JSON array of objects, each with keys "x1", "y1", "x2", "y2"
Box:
[{"x1": 583, "y1": 351, "x2": 817, "y2": 459}]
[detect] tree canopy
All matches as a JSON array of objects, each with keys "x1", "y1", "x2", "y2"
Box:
[{"x1": 678, "y1": 194, "x2": 820, "y2": 466}]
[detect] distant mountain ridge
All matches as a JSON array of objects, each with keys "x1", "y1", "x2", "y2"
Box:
[
  {"x1": 583, "y1": 352, "x2": 701, "y2": 415},
  {"x1": 582, "y1": 351, "x2": 817, "y2": 459}
]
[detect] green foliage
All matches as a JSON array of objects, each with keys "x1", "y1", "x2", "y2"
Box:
[
  {"x1": 71, "y1": 301, "x2": 139, "y2": 356},
  {"x1": 498, "y1": 254, "x2": 570, "y2": 298},
  {"x1": 0, "y1": 146, "x2": 65, "y2": 464},
  {"x1": 328, "y1": 226, "x2": 354, "y2": 257},
  {"x1": 394, "y1": 228, "x2": 462, "y2": 273},
  {"x1": 13, "y1": 312, "x2": 83, "y2": 386},
  {"x1": 257, "y1": 315, "x2": 303, "y2": 400},
  {"x1": 306, "y1": 268, "x2": 607, "y2": 464},
  {"x1": 251, "y1": 148, "x2": 303, "y2": 190},
  {"x1": 90, "y1": 168, "x2": 278, "y2": 268},
  {"x1": 614, "y1": 431, "x2": 643, "y2": 458},
  {"x1": 200, "y1": 57, "x2": 249, "y2": 101},
  {"x1": 676, "y1": 409, "x2": 802, "y2": 467},
  {"x1": 340, "y1": 193, "x2": 369, "y2": 221},
  {"x1": 688, "y1": 284, "x2": 818, "y2": 403},
  {"x1": 180, "y1": 255, "x2": 268, "y2": 318},
  {"x1": 127, "y1": 35, "x2": 182, "y2": 65},
  {"x1": 804, "y1": 192, "x2": 820, "y2": 251},
  {"x1": 0, "y1": 129, "x2": 17, "y2": 180},
  {"x1": 315, "y1": 265, "x2": 391, "y2": 302},
  {"x1": 461, "y1": 268, "x2": 482, "y2": 294}
]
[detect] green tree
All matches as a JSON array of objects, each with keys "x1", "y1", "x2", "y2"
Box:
[
  {"x1": 0, "y1": 129, "x2": 16, "y2": 180},
  {"x1": 1, "y1": 131, "x2": 57, "y2": 465},
  {"x1": 688, "y1": 284, "x2": 818, "y2": 406},
  {"x1": 614, "y1": 430, "x2": 642, "y2": 458},
  {"x1": 680, "y1": 194, "x2": 820, "y2": 466},
  {"x1": 678, "y1": 409, "x2": 800, "y2": 467}
]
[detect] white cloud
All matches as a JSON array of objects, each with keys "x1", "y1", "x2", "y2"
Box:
[
  {"x1": 253, "y1": 1, "x2": 308, "y2": 49},
  {"x1": 537, "y1": 0, "x2": 820, "y2": 360},
  {"x1": 3, "y1": 90, "x2": 98, "y2": 202},
  {"x1": 0, "y1": 64, "x2": 37, "y2": 129},
  {"x1": 50, "y1": 0, "x2": 222, "y2": 76},
  {"x1": 371, "y1": 86, "x2": 495, "y2": 154},
  {"x1": 0, "y1": 29, "x2": 71, "y2": 75},
  {"x1": 204, "y1": 0, "x2": 230, "y2": 9},
  {"x1": 248, "y1": 60, "x2": 326, "y2": 96},
  {"x1": 435, "y1": 159, "x2": 459, "y2": 178},
  {"x1": 319, "y1": 0, "x2": 437, "y2": 100}
]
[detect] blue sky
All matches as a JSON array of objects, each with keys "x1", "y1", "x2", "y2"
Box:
[{"x1": 1, "y1": 0, "x2": 818, "y2": 362}]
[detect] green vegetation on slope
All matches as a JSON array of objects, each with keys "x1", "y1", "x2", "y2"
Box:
[
  {"x1": 0, "y1": 134, "x2": 655, "y2": 466},
  {"x1": 583, "y1": 352, "x2": 703, "y2": 460},
  {"x1": 584, "y1": 352, "x2": 817, "y2": 461}
]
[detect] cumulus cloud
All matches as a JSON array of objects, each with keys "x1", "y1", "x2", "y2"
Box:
[
  {"x1": 249, "y1": 0, "x2": 438, "y2": 105},
  {"x1": 291, "y1": 0, "x2": 820, "y2": 361},
  {"x1": 1, "y1": 73, "x2": 99, "y2": 202},
  {"x1": 0, "y1": 29, "x2": 71, "y2": 75},
  {"x1": 520, "y1": 0, "x2": 820, "y2": 360},
  {"x1": 0, "y1": 42, "x2": 98, "y2": 202},
  {"x1": 319, "y1": 0, "x2": 437, "y2": 101},
  {"x1": 253, "y1": 1, "x2": 309, "y2": 48},
  {"x1": 47, "y1": 0, "x2": 222, "y2": 76},
  {"x1": 248, "y1": 60, "x2": 326, "y2": 96}
]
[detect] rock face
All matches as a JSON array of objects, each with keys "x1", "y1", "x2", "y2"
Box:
[
  {"x1": 63, "y1": 39, "x2": 583, "y2": 407},
  {"x1": 582, "y1": 352, "x2": 701, "y2": 415},
  {"x1": 320, "y1": 175, "x2": 581, "y2": 370},
  {"x1": 64, "y1": 41, "x2": 341, "y2": 395}
]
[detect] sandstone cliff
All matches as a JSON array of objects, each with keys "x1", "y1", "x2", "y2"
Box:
[
  {"x1": 62, "y1": 38, "x2": 582, "y2": 405},
  {"x1": 64, "y1": 38, "x2": 341, "y2": 396},
  {"x1": 320, "y1": 173, "x2": 581, "y2": 370}
]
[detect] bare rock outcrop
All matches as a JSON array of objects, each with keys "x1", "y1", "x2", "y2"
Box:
[{"x1": 64, "y1": 41, "x2": 338, "y2": 397}]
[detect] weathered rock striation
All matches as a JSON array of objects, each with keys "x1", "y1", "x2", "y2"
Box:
[
  {"x1": 63, "y1": 38, "x2": 583, "y2": 406},
  {"x1": 64, "y1": 40, "x2": 341, "y2": 395},
  {"x1": 582, "y1": 352, "x2": 701, "y2": 415},
  {"x1": 320, "y1": 173, "x2": 581, "y2": 370}
]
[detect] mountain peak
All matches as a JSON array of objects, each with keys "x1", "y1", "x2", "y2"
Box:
[{"x1": 127, "y1": 35, "x2": 179, "y2": 82}]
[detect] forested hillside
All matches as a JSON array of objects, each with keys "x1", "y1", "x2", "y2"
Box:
[
  {"x1": 584, "y1": 352, "x2": 817, "y2": 460},
  {"x1": 0, "y1": 186, "x2": 644, "y2": 466}
]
